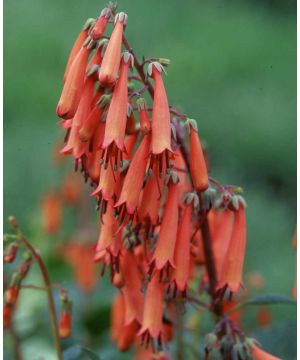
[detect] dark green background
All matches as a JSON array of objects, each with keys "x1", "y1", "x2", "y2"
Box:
[{"x1": 4, "y1": 0, "x2": 296, "y2": 359}]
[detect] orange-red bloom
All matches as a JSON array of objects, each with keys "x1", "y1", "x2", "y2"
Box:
[
  {"x1": 147, "y1": 62, "x2": 172, "y2": 156},
  {"x1": 59, "y1": 311, "x2": 72, "y2": 339},
  {"x1": 62, "y1": 172, "x2": 82, "y2": 205},
  {"x1": 91, "y1": 8, "x2": 111, "y2": 40},
  {"x1": 98, "y1": 12, "x2": 127, "y2": 86},
  {"x1": 150, "y1": 178, "x2": 179, "y2": 272},
  {"x1": 63, "y1": 19, "x2": 93, "y2": 81},
  {"x1": 137, "y1": 98, "x2": 151, "y2": 135},
  {"x1": 172, "y1": 204, "x2": 193, "y2": 294},
  {"x1": 101, "y1": 52, "x2": 134, "y2": 166},
  {"x1": 42, "y1": 191, "x2": 62, "y2": 235},
  {"x1": 120, "y1": 250, "x2": 144, "y2": 325},
  {"x1": 209, "y1": 209, "x2": 233, "y2": 281},
  {"x1": 217, "y1": 202, "x2": 247, "y2": 293},
  {"x1": 3, "y1": 304, "x2": 12, "y2": 329},
  {"x1": 138, "y1": 160, "x2": 163, "y2": 225},
  {"x1": 57, "y1": 46, "x2": 90, "y2": 119},
  {"x1": 186, "y1": 119, "x2": 208, "y2": 192},
  {"x1": 138, "y1": 272, "x2": 164, "y2": 343},
  {"x1": 111, "y1": 293, "x2": 139, "y2": 352},
  {"x1": 115, "y1": 135, "x2": 151, "y2": 215},
  {"x1": 95, "y1": 200, "x2": 118, "y2": 254},
  {"x1": 63, "y1": 242, "x2": 97, "y2": 292}
]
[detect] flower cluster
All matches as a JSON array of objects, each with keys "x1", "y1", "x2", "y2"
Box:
[{"x1": 54, "y1": 4, "x2": 284, "y2": 359}]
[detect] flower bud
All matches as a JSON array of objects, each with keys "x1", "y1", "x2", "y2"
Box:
[
  {"x1": 3, "y1": 304, "x2": 12, "y2": 329},
  {"x1": 4, "y1": 243, "x2": 18, "y2": 263}
]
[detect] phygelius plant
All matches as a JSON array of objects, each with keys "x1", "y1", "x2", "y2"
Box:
[{"x1": 8, "y1": 2, "x2": 289, "y2": 359}]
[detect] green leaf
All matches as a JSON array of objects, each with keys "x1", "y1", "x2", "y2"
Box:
[{"x1": 63, "y1": 345, "x2": 101, "y2": 360}]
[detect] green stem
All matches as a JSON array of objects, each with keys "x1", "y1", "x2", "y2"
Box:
[{"x1": 18, "y1": 234, "x2": 62, "y2": 360}]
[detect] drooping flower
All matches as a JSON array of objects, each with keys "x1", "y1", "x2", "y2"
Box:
[
  {"x1": 209, "y1": 209, "x2": 233, "y2": 281},
  {"x1": 120, "y1": 249, "x2": 144, "y2": 325},
  {"x1": 137, "y1": 98, "x2": 151, "y2": 135},
  {"x1": 115, "y1": 134, "x2": 151, "y2": 218},
  {"x1": 41, "y1": 191, "x2": 62, "y2": 235},
  {"x1": 63, "y1": 242, "x2": 97, "y2": 292},
  {"x1": 137, "y1": 160, "x2": 164, "y2": 225},
  {"x1": 90, "y1": 8, "x2": 111, "y2": 40},
  {"x1": 98, "y1": 12, "x2": 128, "y2": 86},
  {"x1": 147, "y1": 62, "x2": 172, "y2": 173},
  {"x1": 78, "y1": 101, "x2": 104, "y2": 142},
  {"x1": 62, "y1": 172, "x2": 82, "y2": 205},
  {"x1": 63, "y1": 18, "x2": 94, "y2": 81},
  {"x1": 91, "y1": 158, "x2": 120, "y2": 204},
  {"x1": 57, "y1": 46, "x2": 91, "y2": 119},
  {"x1": 150, "y1": 173, "x2": 179, "y2": 275},
  {"x1": 171, "y1": 196, "x2": 198, "y2": 295},
  {"x1": 217, "y1": 200, "x2": 247, "y2": 293},
  {"x1": 95, "y1": 200, "x2": 118, "y2": 254},
  {"x1": 138, "y1": 271, "x2": 164, "y2": 345},
  {"x1": 111, "y1": 293, "x2": 139, "y2": 352},
  {"x1": 101, "y1": 52, "x2": 134, "y2": 168},
  {"x1": 86, "y1": 121, "x2": 106, "y2": 183},
  {"x1": 185, "y1": 118, "x2": 209, "y2": 192}
]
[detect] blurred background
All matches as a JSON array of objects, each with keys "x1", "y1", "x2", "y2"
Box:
[{"x1": 4, "y1": 0, "x2": 296, "y2": 359}]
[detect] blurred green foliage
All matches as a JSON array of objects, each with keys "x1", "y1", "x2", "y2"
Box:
[{"x1": 4, "y1": 0, "x2": 296, "y2": 359}]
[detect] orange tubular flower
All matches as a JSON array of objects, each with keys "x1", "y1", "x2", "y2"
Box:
[
  {"x1": 115, "y1": 134, "x2": 151, "y2": 217},
  {"x1": 42, "y1": 191, "x2": 61, "y2": 235},
  {"x1": 150, "y1": 174, "x2": 179, "y2": 274},
  {"x1": 138, "y1": 272, "x2": 164, "y2": 345},
  {"x1": 79, "y1": 102, "x2": 104, "y2": 142},
  {"x1": 91, "y1": 8, "x2": 111, "y2": 40},
  {"x1": 86, "y1": 121, "x2": 106, "y2": 183},
  {"x1": 63, "y1": 18, "x2": 93, "y2": 81},
  {"x1": 217, "y1": 201, "x2": 247, "y2": 293},
  {"x1": 172, "y1": 203, "x2": 193, "y2": 295},
  {"x1": 64, "y1": 242, "x2": 97, "y2": 292},
  {"x1": 186, "y1": 119, "x2": 209, "y2": 192},
  {"x1": 72, "y1": 75, "x2": 96, "y2": 128},
  {"x1": 147, "y1": 62, "x2": 172, "y2": 171},
  {"x1": 91, "y1": 158, "x2": 120, "y2": 203},
  {"x1": 138, "y1": 160, "x2": 164, "y2": 225},
  {"x1": 120, "y1": 250, "x2": 144, "y2": 325},
  {"x1": 209, "y1": 209, "x2": 234, "y2": 281},
  {"x1": 62, "y1": 172, "x2": 82, "y2": 204},
  {"x1": 137, "y1": 98, "x2": 151, "y2": 135},
  {"x1": 95, "y1": 200, "x2": 117, "y2": 254},
  {"x1": 57, "y1": 46, "x2": 91, "y2": 119},
  {"x1": 101, "y1": 52, "x2": 134, "y2": 167},
  {"x1": 111, "y1": 293, "x2": 139, "y2": 352},
  {"x1": 98, "y1": 12, "x2": 127, "y2": 86}
]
